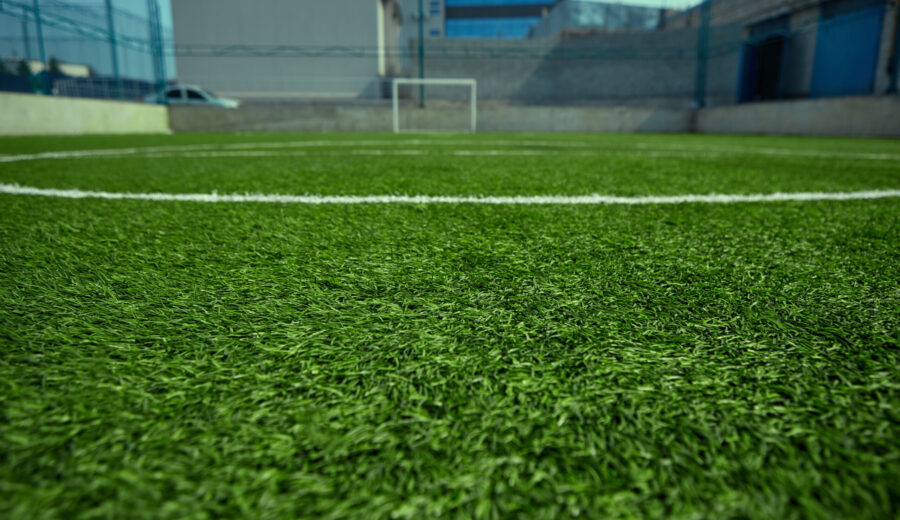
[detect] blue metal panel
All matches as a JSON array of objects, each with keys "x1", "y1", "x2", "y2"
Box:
[{"x1": 810, "y1": 3, "x2": 886, "y2": 97}]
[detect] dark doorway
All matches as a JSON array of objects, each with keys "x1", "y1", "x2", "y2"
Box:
[
  {"x1": 738, "y1": 15, "x2": 790, "y2": 103},
  {"x1": 739, "y1": 36, "x2": 786, "y2": 102}
]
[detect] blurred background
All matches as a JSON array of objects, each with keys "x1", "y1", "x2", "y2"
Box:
[{"x1": 1, "y1": 0, "x2": 898, "y2": 133}]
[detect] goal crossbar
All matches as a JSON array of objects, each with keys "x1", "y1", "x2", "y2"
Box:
[{"x1": 392, "y1": 78, "x2": 477, "y2": 133}]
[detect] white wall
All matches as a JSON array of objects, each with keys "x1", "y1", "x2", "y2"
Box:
[
  {"x1": 172, "y1": 0, "x2": 382, "y2": 99},
  {"x1": 0, "y1": 93, "x2": 169, "y2": 135}
]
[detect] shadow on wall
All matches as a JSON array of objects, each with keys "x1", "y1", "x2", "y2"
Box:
[
  {"x1": 168, "y1": 102, "x2": 693, "y2": 133},
  {"x1": 478, "y1": 105, "x2": 690, "y2": 132},
  {"x1": 512, "y1": 28, "x2": 699, "y2": 106},
  {"x1": 168, "y1": 103, "x2": 393, "y2": 132},
  {"x1": 533, "y1": 25, "x2": 744, "y2": 107}
]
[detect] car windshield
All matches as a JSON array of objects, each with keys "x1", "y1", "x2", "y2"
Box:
[{"x1": 199, "y1": 88, "x2": 217, "y2": 98}]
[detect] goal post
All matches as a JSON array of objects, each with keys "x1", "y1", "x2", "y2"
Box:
[{"x1": 392, "y1": 78, "x2": 477, "y2": 133}]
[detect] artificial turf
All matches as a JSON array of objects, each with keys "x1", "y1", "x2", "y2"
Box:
[{"x1": 1, "y1": 133, "x2": 899, "y2": 519}]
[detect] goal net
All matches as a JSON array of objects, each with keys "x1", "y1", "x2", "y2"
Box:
[{"x1": 392, "y1": 78, "x2": 477, "y2": 133}]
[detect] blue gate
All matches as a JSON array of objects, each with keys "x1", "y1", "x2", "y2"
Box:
[{"x1": 810, "y1": 1, "x2": 886, "y2": 97}]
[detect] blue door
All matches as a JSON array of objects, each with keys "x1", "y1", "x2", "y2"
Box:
[{"x1": 810, "y1": 1, "x2": 886, "y2": 97}]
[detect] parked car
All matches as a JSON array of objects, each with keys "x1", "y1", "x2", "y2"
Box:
[{"x1": 146, "y1": 84, "x2": 239, "y2": 108}]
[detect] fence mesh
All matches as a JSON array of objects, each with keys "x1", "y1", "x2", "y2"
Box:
[
  {"x1": 0, "y1": 0, "x2": 897, "y2": 111},
  {"x1": 0, "y1": 0, "x2": 171, "y2": 100}
]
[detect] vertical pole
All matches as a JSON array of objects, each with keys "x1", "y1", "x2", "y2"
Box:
[
  {"x1": 147, "y1": 0, "x2": 167, "y2": 104},
  {"x1": 417, "y1": 0, "x2": 424, "y2": 108},
  {"x1": 32, "y1": 0, "x2": 48, "y2": 94},
  {"x1": 888, "y1": 3, "x2": 900, "y2": 93},
  {"x1": 392, "y1": 79, "x2": 400, "y2": 133},
  {"x1": 21, "y1": 6, "x2": 32, "y2": 60},
  {"x1": 694, "y1": 0, "x2": 711, "y2": 108},
  {"x1": 470, "y1": 80, "x2": 477, "y2": 133},
  {"x1": 105, "y1": 0, "x2": 123, "y2": 98},
  {"x1": 376, "y1": 0, "x2": 386, "y2": 77}
]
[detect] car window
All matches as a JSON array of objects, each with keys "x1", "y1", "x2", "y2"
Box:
[
  {"x1": 186, "y1": 90, "x2": 205, "y2": 100},
  {"x1": 166, "y1": 89, "x2": 183, "y2": 99}
]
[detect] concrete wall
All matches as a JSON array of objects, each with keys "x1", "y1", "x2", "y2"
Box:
[
  {"x1": 780, "y1": 6, "x2": 819, "y2": 99},
  {"x1": 169, "y1": 95, "x2": 900, "y2": 137},
  {"x1": 168, "y1": 102, "x2": 690, "y2": 133},
  {"x1": 408, "y1": 24, "x2": 743, "y2": 108},
  {"x1": 696, "y1": 95, "x2": 900, "y2": 137},
  {"x1": 0, "y1": 93, "x2": 169, "y2": 135},
  {"x1": 412, "y1": 28, "x2": 720, "y2": 107},
  {"x1": 169, "y1": 103, "x2": 394, "y2": 133}
]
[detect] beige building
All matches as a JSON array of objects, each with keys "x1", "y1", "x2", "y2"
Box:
[{"x1": 172, "y1": 0, "x2": 402, "y2": 99}]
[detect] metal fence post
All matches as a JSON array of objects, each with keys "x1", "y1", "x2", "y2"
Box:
[
  {"x1": 105, "y1": 0, "x2": 123, "y2": 99},
  {"x1": 147, "y1": 0, "x2": 167, "y2": 104},
  {"x1": 21, "y1": 6, "x2": 32, "y2": 60},
  {"x1": 694, "y1": 0, "x2": 711, "y2": 108},
  {"x1": 32, "y1": 0, "x2": 48, "y2": 94},
  {"x1": 418, "y1": 0, "x2": 424, "y2": 108}
]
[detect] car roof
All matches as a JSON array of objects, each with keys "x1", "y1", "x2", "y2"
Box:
[{"x1": 166, "y1": 84, "x2": 207, "y2": 91}]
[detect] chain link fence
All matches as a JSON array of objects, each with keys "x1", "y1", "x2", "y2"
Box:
[
  {"x1": 1, "y1": 0, "x2": 898, "y2": 113},
  {"x1": 0, "y1": 0, "x2": 171, "y2": 101}
]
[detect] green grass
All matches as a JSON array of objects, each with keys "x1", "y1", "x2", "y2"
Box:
[{"x1": 1, "y1": 133, "x2": 899, "y2": 519}]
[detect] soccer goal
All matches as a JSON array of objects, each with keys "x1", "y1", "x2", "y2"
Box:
[{"x1": 392, "y1": 78, "x2": 477, "y2": 133}]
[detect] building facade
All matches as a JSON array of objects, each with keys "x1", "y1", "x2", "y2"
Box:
[
  {"x1": 435, "y1": 0, "x2": 558, "y2": 39},
  {"x1": 172, "y1": 0, "x2": 403, "y2": 99},
  {"x1": 531, "y1": 1, "x2": 665, "y2": 38},
  {"x1": 663, "y1": 0, "x2": 898, "y2": 100}
]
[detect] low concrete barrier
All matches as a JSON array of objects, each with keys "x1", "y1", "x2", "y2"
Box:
[
  {"x1": 480, "y1": 105, "x2": 690, "y2": 133},
  {"x1": 0, "y1": 92, "x2": 169, "y2": 135},
  {"x1": 168, "y1": 102, "x2": 691, "y2": 133},
  {"x1": 168, "y1": 103, "x2": 394, "y2": 133},
  {"x1": 14, "y1": 93, "x2": 890, "y2": 136},
  {"x1": 696, "y1": 96, "x2": 900, "y2": 137},
  {"x1": 170, "y1": 96, "x2": 899, "y2": 136}
]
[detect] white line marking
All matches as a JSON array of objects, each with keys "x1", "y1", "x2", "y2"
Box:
[
  {"x1": 629, "y1": 143, "x2": 900, "y2": 161},
  {"x1": 44, "y1": 148, "x2": 900, "y2": 161},
  {"x1": 0, "y1": 144, "x2": 220, "y2": 163},
  {"x1": 2, "y1": 183, "x2": 898, "y2": 205},
  {"x1": 452, "y1": 150, "x2": 545, "y2": 156},
  {"x1": 2, "y1": 141, "x2": 899, "y2": 163},
  {"x1": 219, "y1": 139, "x2": 593, "y2": 150},
  {"x1": 351, "y1": 149, "x2": 427, "y2": 156}
]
